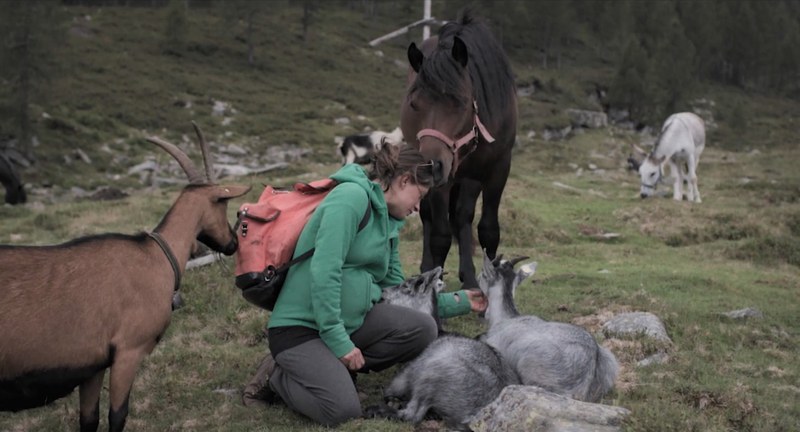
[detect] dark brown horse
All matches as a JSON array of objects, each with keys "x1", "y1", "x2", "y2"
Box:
[
  {"x1": 0, "y1": 153, "x2": 26, "y2": 205},
  {"x1": 400, "y1": 11, "x2": 517, "y2": 289}
]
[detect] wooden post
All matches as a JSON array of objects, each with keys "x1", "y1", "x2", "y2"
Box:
[{"x1": 422, "y1": 0, "x2": 431, "y2": 41}]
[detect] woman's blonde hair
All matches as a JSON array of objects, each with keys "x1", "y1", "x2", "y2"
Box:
[{"x1": 369, "y1": 141, "x2": 435, "y2": 191}]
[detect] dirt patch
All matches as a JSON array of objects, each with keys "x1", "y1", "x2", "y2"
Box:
[{"x1": 571, "y1": 306, "x2": 631, "y2": 334}]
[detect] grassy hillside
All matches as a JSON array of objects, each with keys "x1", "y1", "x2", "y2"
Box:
[{"x1": 1, "y1": 3, "x2": 799, "y2": 432}]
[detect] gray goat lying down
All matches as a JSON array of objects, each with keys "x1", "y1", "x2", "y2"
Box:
[
  {"x1": 0, "y1": 124, "x2": 250, "y2": 432},
  {"x1": 478, "y1": 253, "x2": 619, "y2": 402},
  {"x1": 371, "y1": 268, "x2": 520, "y2": 431},
  {"x1": 379, "y1": 265, "x2": 445, "y2": 332}
]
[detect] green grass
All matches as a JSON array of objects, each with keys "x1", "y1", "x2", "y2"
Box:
[
  {"x1": 3, "y1": 133, "x2": 798, "y2": 432},
  {"x1": 2, "y1": 3, "x2": 800, "y2": 432}
]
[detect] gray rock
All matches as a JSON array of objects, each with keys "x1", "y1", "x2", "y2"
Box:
[
  {"x1": 602, "y1": 312, "x2": 671, "y2": 343},
  {"x1": 566, "y1": 109, "x2": 608, "y2": 129},
  {"x1": 720, "y1": 307, "x2": 763, "y2": 320},
  {"x1": 470, "y1": 385, "x2": 630, "y2": 432},
  {"x1": 636, "y1": 352, "x2": 669, "y2": 367}
]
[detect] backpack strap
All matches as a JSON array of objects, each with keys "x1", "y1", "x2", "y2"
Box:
[
  {"x1": 280, "y1": 199, "x2": 371, "y2": 269},
  {"x1": 356, "y1": 201, "x2": 371, "y2": 231}
]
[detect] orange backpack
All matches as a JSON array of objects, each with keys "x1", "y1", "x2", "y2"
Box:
[{"x1": 234, "y1": 179, "x2": 370, "y2": 310}]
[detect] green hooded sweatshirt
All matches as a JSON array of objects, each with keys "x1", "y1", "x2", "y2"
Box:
[{"x1": 267, "y1": 164, "x2": 471, "y2": 358}]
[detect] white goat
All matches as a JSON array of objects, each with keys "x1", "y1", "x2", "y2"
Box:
[
  {"x1": 336, "y1": 126, "x2": 404, "y2": 165},
  {"x1": 372, "y1": 267, "x2": 520, "y2": 430},
  {"x1": 478, "y1": 253, "x2": 619, "y2": 403},
  {"x1": 629, "y1": 112, "x2": 705, "y2": 202},
  {"x1": 0, "y1": 124, "x2": 250, "y2": 432}
]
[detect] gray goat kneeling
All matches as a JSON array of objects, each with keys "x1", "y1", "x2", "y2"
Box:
[
  {"x1": 369, "y1": 267, "x2": 520, "y2": 431},
  {"x1": 478, "y1": 253, "x2": 619, "y2": 402}
]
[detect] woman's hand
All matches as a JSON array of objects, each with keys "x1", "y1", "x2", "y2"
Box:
[
  {"x1": 465, "y1": 289, "x2": 488, "y2": 313},
  {"x1": 340, "y1": 347, "x2": 365, "y2": 371}
]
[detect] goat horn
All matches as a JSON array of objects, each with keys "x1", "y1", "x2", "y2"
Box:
[
  {"x1": 191, "y1": 121, "x2": 215, "y2": 184},
  {"x1": 508, "y1": 256, "x2": 530, "y2": 267},
  {"x1": 145, "y1": 136, "x2": 206, "y2": 184},
  {"x1": 492, "y1": 254, "x2": 504, "y2": 266}
]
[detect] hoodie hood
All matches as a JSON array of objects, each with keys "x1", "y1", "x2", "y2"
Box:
[{"x1": 330, "y1": 163, "x2": 389, "y2": 217}]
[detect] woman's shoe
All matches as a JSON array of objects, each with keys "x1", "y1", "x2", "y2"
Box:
[{"x1": 242, "y1": 353, "x2": 279, "y2": 408}]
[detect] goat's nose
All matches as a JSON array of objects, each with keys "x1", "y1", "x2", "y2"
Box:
[{"x1": 640, "y1": 193, "x2": 648, "y2": 199}]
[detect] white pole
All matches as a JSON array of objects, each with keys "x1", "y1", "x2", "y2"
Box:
[{"x1": 423, "y1": 0, "x2": 431, "y2": 41}]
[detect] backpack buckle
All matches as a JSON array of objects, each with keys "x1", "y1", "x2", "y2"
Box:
[{"x1": 264, "y1": 265, "x2": 277, "y2": 282}]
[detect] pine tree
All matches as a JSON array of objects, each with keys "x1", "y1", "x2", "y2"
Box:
[
  {"x1": 0, "y1": 0, "x2": 65, "y2": 161},
  {"x1": 676, "y1": 0, "x2": 721, "y2": 82},
  {"x1": 651, "y1": 15, "x2": 696, "y2": 119},
  {"x1": 222, "y1": 1, "x2": 270, "y2": 66},
  {"x1": 162, "y1": 0, "x2": 188, "y2": 55},
  {"x1": 609, "y1": 37, "x2": 652, "y2": 124}
]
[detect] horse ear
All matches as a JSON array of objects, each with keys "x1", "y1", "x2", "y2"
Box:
[
  {"x1": 451, "y1": 36, "x2": 468, "y2": 68},
  {"x1": 408, "y1": 42, "x2": 424, "y2": 73},
  {"x1": 627, "y1": 154, "x2": 641, "y2": 172},
  {"x1": 631, "y1": 143, "x2": 648, "y2": 156}
]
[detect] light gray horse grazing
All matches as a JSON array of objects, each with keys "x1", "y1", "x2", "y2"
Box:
[
  {"x1": 370, "y1": 267, "x2": 520, "y2": 430},
  {"x1": 629, "y1": 112, "x2": 705, "y2": 202},
  {"x1": 478, "y1": 253, "x2": 618, "y2": 403}
]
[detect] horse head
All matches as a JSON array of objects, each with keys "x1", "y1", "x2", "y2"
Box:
[
  {"x1": 630, "y1": 141, "x2": 665, "y2": 199},
  {"x1": 401, "y1": 35, "x2": 493, "y2": 186}
]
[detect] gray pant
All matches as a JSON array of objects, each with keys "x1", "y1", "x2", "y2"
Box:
[{"x1": 269, "y1": 303, "x2": 438, "y2": 427}]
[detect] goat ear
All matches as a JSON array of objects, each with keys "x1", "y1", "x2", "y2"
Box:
[
  {"x1": 513, "y1": 262, "x2": 537, "y2": 287},
  {"x1": 481, "y1": 249, "x2": 492, "y2": 267},
  {"x1": 408, "y1": 42, "x2": 424, "y2": 73},
  {"x1": 214, "y1": 184, "x2": 251, "y2": 200}
]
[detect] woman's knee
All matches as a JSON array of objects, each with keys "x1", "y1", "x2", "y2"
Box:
[
  {"x1": 408, "y1": 313, "x2": 437, "y2": 354},
  {"x1": 317, "y1": 397, "x2": 362, "y2": 427}
]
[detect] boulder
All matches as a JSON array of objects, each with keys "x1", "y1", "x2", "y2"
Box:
[
  {"x1": 470, "y1": 385, "x2": 630, "y2": 432},
  {"x1": 602, "y1": 312, "x2": 671, "y2": 343},
  {"x1": 565, "y1": 109, "x2": 608, "y2": 129}
]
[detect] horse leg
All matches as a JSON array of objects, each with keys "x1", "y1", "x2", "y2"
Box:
[
  {"x1": 79, "y1": 370, "x2": 105, "y2": 432},
  {"x1": 451, "y1": 179, "x2": 482, "y2": 289},
  {"x1": 420, "y1": 187, "x2": 452, "y2": 273},
  {"x1": 681, "y1": 160, "x2": 694, "y2": 202},
  {"x1": 688, "y1": 153, "x2": 701, "y2": 203},
  {"x1": 477, "y1": 159, "x2": 510, "y2": 262},
  {"x1": 668, "y1": 160, "x2": 682, "y2": 201}
]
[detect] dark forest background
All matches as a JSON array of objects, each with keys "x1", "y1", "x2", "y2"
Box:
[{"x1": 1, "y1": 0, "x2": 799, "y2": 183}]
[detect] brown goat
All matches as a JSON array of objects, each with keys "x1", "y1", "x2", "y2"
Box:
[{"x1": 0, "y1": 123, "x2": 250, "y2": 432}]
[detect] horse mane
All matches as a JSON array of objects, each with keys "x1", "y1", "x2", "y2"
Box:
[
  {"x1": 651, "y1": 114, "x2": 680, "y2": 157},
  {"x1": 436, "y1": 9, "x2": 516, "y2": 128},
  {"x1": 410, "y1": 36, "x2": 471, "y2": 108}
]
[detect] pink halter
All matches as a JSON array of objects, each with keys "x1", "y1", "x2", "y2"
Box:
[{"x1": 415, "y1": 100, "x2": 495, "y2": 154}]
